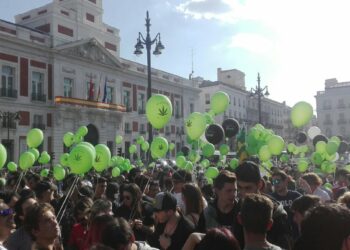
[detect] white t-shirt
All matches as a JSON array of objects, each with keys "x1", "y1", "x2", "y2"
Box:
[{"x1": 313, "y1": 187, "x2": 331, "y2": 202}]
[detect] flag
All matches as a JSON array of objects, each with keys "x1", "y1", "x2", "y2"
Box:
[
  {"x1": 102, "y1": 77, "x2": 108, "y2": 103},
  {"x1": 96, "y1": 73, "x2": 102, "y2": 102},
  {"x1": 88, "y1": 74, "x2": 94, "y2": 100}
]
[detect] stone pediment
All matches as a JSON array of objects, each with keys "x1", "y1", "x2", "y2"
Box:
[{"x1": 55, "y1": 38, "x2": 122, "y2": 68}]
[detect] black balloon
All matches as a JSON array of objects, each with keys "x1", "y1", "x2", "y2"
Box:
[
  {"x1": 337, "y1": 135, "x2": 344, "y2": 141},
  {"x1": 295, "y1": 132, "x2": 307, "y2": 144},
  {"x1": 312, "y1": 134, "x2": 328, "y2": 146},
  {"x1": 181, "y1": 146, "x2": 190, "y2": 156},
  {"x1": 205, "y1": 124, "x2": 225, "y2": 145},
  {"x1": 338, "y1": 141, "x2": 349, "y2": 154},
  {"x1": 222, "y1": 118, "x2": 240, "y2": 138}
]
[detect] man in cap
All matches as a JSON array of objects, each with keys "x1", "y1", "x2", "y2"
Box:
[{"x1": 149, "y1": 192, "x2": 194, "y2": 250}]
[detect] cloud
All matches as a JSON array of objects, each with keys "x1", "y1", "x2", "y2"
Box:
[{"x1": 229, "y1": 33, "x2": 274, "y2": 55}]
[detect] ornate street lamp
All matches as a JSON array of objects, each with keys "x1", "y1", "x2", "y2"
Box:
[{"x1": 249, "y1": 73, "x2": 269, "y2": 124}]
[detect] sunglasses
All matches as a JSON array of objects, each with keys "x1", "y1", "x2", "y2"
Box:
[
  {"x1": 0, "y1": 209, "x2": 14, "y2": 216},
  {"x1": 272, "y1": 179, "x2": 282, "y2": 185}
]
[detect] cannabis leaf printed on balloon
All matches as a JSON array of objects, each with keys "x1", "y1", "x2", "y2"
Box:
[
  {"x1": 159, "y1": 144, "x2": 164, "y2": 150},
  {"x1": 158, "y1": 106, "x2": 168, "y2": 117},
  {"x1": 186, "y1": 120, "x2": 192, "y2": 128},
  {"x1": 95, "y1": 155, "x2": 101, "y2": 163},
  {"x1": 74, "y1": 154, "x2": 82, "y2": 161}
]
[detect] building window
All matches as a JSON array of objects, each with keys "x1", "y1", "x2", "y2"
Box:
[
  {"x1": 190, "y1": 103, "x2": 194, "y2": 113},
  {"x1": 243, "y1": 100, "x2": 245, "y2": 108},
  {"x1": 86, "y1": 81, "x2": 95, "y2": 100},
  {"x1": 33, "y1": 114, "x2": 44, "y2": 129},
  {"x1": 175, "y1": 100, "x2": 180, "y2": 117},
  {"x1": 233, "y1": 97, "x2": 236, "y2": 106},
  {"x1": 140, "y1": 124, "x2": 145, "y2": 133},
  {"x1": 205, "y1": 94, "x2": 210, "y2": 104},
  {"x1": 123, "y1": 90, "x2": 130, "y2": 109},
  {"x1": 238, "y1": 98, "x2": 241, "y2": 107},
  {"x1": 32, "y1": 72, "x2": 44, "y2": 98},
  {"x1": 137, "y1": 92, "x2": 145, "y2": 112},
  {"x1": 1, "y1": 66, "x2": 15, "y2": 91},
  {"x1": 63, "y1": 78, "x2": 73, "y2": 97},
  {"x1": 106, "y1": 86, "x2": 113, "y2": 103}
]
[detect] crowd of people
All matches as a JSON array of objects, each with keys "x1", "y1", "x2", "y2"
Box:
[{"x1": 0, "y1": 158, "x2": 349, "y2": 250}]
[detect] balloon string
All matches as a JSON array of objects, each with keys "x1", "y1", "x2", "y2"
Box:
[
  {"x1": 57, "y1": 176, "x2": 79, "y2": 223},
  {"x1": 15, "y1": 170, "x2": 27, "y2": 193}
]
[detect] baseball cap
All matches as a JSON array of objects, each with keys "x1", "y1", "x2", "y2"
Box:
[
  {"x1": 153, "y1": 192, "x2": 177, "y2": 212},
  {"x1": 34, "y1": 181, "x2": 57, "y2": 197}
]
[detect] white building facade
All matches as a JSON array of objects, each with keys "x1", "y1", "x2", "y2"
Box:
[{"x1": 0, "y1": 0, "x2": 200, "y2": 163}]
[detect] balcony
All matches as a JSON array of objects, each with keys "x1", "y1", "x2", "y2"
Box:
[
  {"x1": 32, "y1": 123, "x2": 45, "y2": 130},
  {"x1": 31, "y1": 93, "x2": 46, "y2": 102},
  {"x1": 0, "y1": 88, "x2": 17, "y2": 98},
  {"x1": 1, "y1": 122, "x2": 16, "y2": 129},
  {"x1": 125, "y1": 129, "x2": 132, "y2": 134},
  {"x1": 338, "y1": 119, "x2": 347, "y2": 125},
  {"x1": 138, "y1": 109, "x2": 145, "y2": 115}
]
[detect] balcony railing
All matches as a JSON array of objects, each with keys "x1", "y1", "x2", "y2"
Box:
[
  {"x1": 32, "y1": 123, "x2": 45, "y2": 130},
  {"x1": 31, "y1": 93, "x2": 46, "y2": 102},
  {"x1": 0, "y1": 88, "x2": 17, "y2": 98},
  {"x1": 138, "y1": 109, "x2": 145, "y2": 114},
  {"x1": 125, "y1": 129, "x2": 132, "y2": 134},
  {"x1": 1, "y1": 122, "x2": 16, "y2": 129}
]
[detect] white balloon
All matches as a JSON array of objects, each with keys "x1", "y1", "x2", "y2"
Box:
[{"x1": 307, "y1": 126, "x2": 321, "y2": 140}]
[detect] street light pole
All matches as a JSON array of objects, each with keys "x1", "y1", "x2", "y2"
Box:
[
  {"x1": 134, "y1": 11, "x2": 165, "y2": 144},
  {"x1": 0, "y1": 111, "x2": 21, "y2": 162},
  {"x1": 250, "y1": 73, "x2": 269, "y2": 125}
]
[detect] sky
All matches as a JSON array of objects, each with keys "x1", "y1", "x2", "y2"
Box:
[{"x1": 1, "y1": 0, "x2": 350, "y2": 109}]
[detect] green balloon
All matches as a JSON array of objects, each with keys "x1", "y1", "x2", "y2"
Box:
[
  {"x1": 321, "y1": 161, "x2": 336, "y2": 174},
  {"x1": 78, "y1": 142, "x2": 96, "y2": 159},
  {"x1": 93, "y1": 144, "x2": 111, "y2": 172},
  {"x1": 129, "y1": 145, "x2": 137, "y2": 154},
  {"x1": 323, "y1": 182, "x2": 333, "y2": 190},
  {"x1": 146, "y1": 94, "x2": 173, "y2": 129},
  {"x1": 39, "y1": 151, "x2": 51, "y2": 164},
  {"x1": 150, "y1": 137, "x2": 168, "y2": 159},
  {"x1": 280, "y1": 154, "x2": 289, "y2": 163},
  {"x1": 0, "y1": 144, "x2": 7, "y2": 169},
  {"x1": 115, "y1": 156, "x2": 124, "y2": 166},
  {"x1": 136, "y1": 136, "x2": 145, "y2": 145},
  {"x1": 185, "y1": 161, "x2": 193, "y2": 171},
  {"x1": 28, "y1": 148, "x2": 40, "y2": 161},
  {"x1": 206, "y1": 177, "x2": 213, "y2": 185},
  {"x1": 210, "y1": 91, "x2": 229, "y2": 115},
  {"x1": 267, "y1": 135, "x2": 284, "y2": 156},
  {"x1": 316, "y1": 141, "x2": 327, "y2": 153},
  {"x1": 176, "y1": 155, "x2": 186, "y2": 168},
  {"x1": 297, "y1": 159, "x2": 309, "y2": 173},
  {"x1": 185, "y1": 112, "x2": 207, "y2": 140},
  {"x1": 299, "y1": 145, "x2": 309, "y2": 153},
  {"x1": 26, "y1": 128, "x2": 44, "y2": 148},
  {"x1": 229, "y1": 158, "x2": 239, "y2": 170},
  {"x1": 205, "y1": 167, "x2": 219, "y2": 179},
  {"x1": 330, "y1": 136, "x2": 341, "y2": 146},
  {"x1": 112, "y1": 167, "x2": 121, "y2": 177},
  {"x1": 63, "y1": 132, "x2": 75, "y2": 147},
  {"x1": 141, "y1": 141, "x2": 150, "y2": 152},
  {"x1": 287, "y1": 143, "x2": 296, "y2": 153},
  {"x1": 311, "y1": 152, "x2": 324, "y2": 165},
  {"x1": 290, "y1": 101, "x2": 313, "y2": 128},
  {"x1": 7, "y1": 162, "x2": 17, "y2": 172},
  {"x1": 259, "y1": 145, "x2": 271, "y2": 162},
  {"x1": 60, "y1": 153, "x2": 70, "y2": 167},
  {"x1": 189, "y1": 150, "x2": 200, "y2": 163},
  {"x1": 68, "y1": 144, "x2": 94, "y2": 174},
  {"x1": 219, "y1": 144, "x2": 230, "y2": 156},
  {"x1": 19, "y1": 151, "x2": 35, "y2": 170},
  {"x1": 74, "y1": 134, "x2": 83, "y2": 144},
  {"x1": 169, "y1": 143, "x2": 175, "y2": 151},
  {"x1": 202, "y1": 143, "x2": 215, "y2": 157},
  {"x1": 203, "y1": 112, "x2": 214, "y2": 125},
  {"x1": 326, "y1": 141, "x2": 338, "y2": 155},
  {"x1": 53, "y1": 164, "x2": 66, "y2": 181},
  {"x1": 77, "y1": 126, "x2": 88, "y2": 137},
  {"x1": 200, "y1": 159, "x2": 210, "y2": 168},
  {"x1": 40, "y1": 169, "x2": 49, "y2": 177},
  {"x1": 115, "y1": 135, "x2": 123, "y2": 144}
]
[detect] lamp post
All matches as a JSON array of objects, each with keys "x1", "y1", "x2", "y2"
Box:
[
  {"x1": 0, "y1": 111, "x2": 21, "y2": 162},
  {"x1": 249, "y1": 73, "x2": 269, "y2": 124},
  {"x1": 134, "y1": 11, "x2": 165, "y2": 144}
]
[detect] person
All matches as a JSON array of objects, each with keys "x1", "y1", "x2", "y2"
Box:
[
  {"x1": 24, "y1": 203, "x2": 62, "y2": 250},
  {"x1": 333, "y1": 169, "x2": 350, "y2": 199},
  {"x1": 172, "y1": 170, "x2": 192, "y2": 213},
  {"x1": 235, "y1": 161, "x2": 292, "y2": 249},
  {"x1": 290, "y1": 195, "x2": 320, "y2": 233},
  {"x1": 149, "y1": 192, "x2": 194, "y2": 250},
  {"x1": 0, "y1": 192, "x2": 19, "y2": 210},
  {"x1": 105, "y1": 182, "x2": 119, "y2": 216},
  {"x1": 115, "y1": 184, "x2": 154, "y2": 241},
  {"x1": 299, "y1": 173, "x2": 331, "y2": 202},
  {"x1": 0, "y1": 201, "x2": 16, "y2": 250},
  {"x1": 94, "y1": 177, "x2": 107, "y2": 200},
  {"x1": 90, "y1": 199, "x2": 113, "y2": 220},
  {"x1": 147, "y1": 181, "x2": 160, "y2": 199},
  {"x1": 6, "y1": 195, "x2": 37, "y2": 250},
  {"x1": 293, "y1": 204, "x2": 350, "y2": 250},
  {"x1": 34, "y1": 181, "x2": 57, "y2": 204},
  {"x1": 25, "y1": 173, "x2": 40, "y2": 191},
  {"x1": 67, "y1": 197, "x2": 93, "y2": 250},
  {"x1": 270, "y1": 170, "x2": 301, "y2": 238},
  {"x1": 101, "y1": 217, "x2": 158, "y2": 250},
  {"x1": 181, "y1": 183, "x2": 205, "y2": 228},
  {"x1": 239, "y1": 194, "x2": 282, "y2": 250},
  {"x1": 337, "y1": 191, "x2": 350, "y2": 209},
  {"x1": 83, "y1": 214, "x2": 113, "y2": 249},
  {"x1": 183, "y1": 227, "x2": 241, "y2": 250}
]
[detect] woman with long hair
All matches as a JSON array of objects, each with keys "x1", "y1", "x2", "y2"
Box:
[{"x1": 181, "y1": 183, "x2": 205, "y2": 227}]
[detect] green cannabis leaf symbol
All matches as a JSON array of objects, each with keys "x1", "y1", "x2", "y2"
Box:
[
  {"x1": 74, "y1": 154, "x2": 82, "y2": 161},
  {"x1": 158, "y1": 106, "x2": 168, "y2": 116},
  {"x1": 159, "y1": 144, "x2": 164, "y2": 150},
  {"x1": 186, "y1": 120, "x2": 192, "y2": 127},
  {"x1": 95, "y1": 155, "x2": 101, "y2": 163}
]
